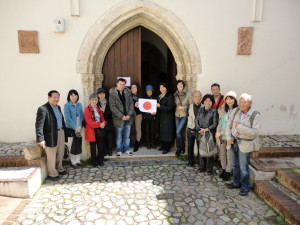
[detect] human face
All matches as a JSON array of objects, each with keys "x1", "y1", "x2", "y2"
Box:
[
  {"x1": 48, "y1": 93, "x2": 60, "y2": 106},
  {"x1": 203, "y1": 98, "x2": 213, "y2": 110},
  {"x1": 193, "y1": 92, "x2": 202, "y2": 105},
  {"x1": 211, "y1": 86, "x2": 220, "y2": 98},
  {"x1": 131, "y1": 85, "x2": 138, "y2": 94},
  {"x1": 239, "y1": 97, "x2": 252, "y2": 113},
  {"x1": 90, "y1": 98, "x2": 98, "y2": 106},
  {"x1": 70, "y1": 93, "x2": 78, "y2": 104},
  {"x1": 116, "y1": 81, "x2": 126, "y2": 91},
  {"x1": 177, "y1": 82, "x2": 184, "y2": 92},
  {"x1": 98, "y1": 93, "x2": 106, "y2": 101},
  {"x1": 226, "y1": 96, "x2": 235, "y2": 109},
  {"x1": 160, "y1": 85, "x2": 167, "y2": 94},
  {"x1": 146, "y1": 90, "x2": 153, "y2": 97}
]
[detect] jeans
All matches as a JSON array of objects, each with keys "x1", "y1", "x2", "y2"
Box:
[
  {"x1": 115, "y1": 120, "x2": 131, "y2": 152},
  {"x1": 231, "y1": 141, "x2": 251, "y2": 190},
  {"x1": 175, "y1": 116, "x2": 187, "y2": 151},
  {"x1": 187, "y1": 128, "x2": 198, "y2": 164}
]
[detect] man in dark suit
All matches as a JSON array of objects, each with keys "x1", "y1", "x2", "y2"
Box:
[{"x1": 35, "y1": 90, "x2": 68, "y2": 181}]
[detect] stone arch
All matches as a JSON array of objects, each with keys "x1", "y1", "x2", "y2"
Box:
[{"x1": 77, "y1": 0, "x2": 202, "y2": 105}]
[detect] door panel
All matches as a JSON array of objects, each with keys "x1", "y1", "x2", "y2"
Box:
[{"x1": 102, "y1": 26, "x2": 141, "y2": 90}]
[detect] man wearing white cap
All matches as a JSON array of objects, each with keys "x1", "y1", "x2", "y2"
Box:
[{"x1": 225, "y1": 93, "x2": 261, "y2": 196}]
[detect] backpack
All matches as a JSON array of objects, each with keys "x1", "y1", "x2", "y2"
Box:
[{"x1": 232, "y1": 107, "x2": 260, "y2": 127}]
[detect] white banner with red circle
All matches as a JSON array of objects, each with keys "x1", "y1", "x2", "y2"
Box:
[{"x1": 138, "y1": 99, "x2": 157, "y2": 113}]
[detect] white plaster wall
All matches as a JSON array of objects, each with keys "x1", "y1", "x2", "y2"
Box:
[{"x1": 0, "y1": 0, "x2": 299, "y2": 142}]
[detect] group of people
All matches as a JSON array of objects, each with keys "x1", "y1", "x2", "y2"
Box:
[{"x1": 35, "y1": 79, "x2": 261, "y2": 196}]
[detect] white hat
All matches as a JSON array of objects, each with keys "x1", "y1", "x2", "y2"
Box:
[{"x1": 224, "y1": 91, "x2": 237, "y2": 101}]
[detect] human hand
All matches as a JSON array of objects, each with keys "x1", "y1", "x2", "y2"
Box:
[
  {"x1": 122, "y1": 116, "x2": 127, "y2": 120},
  {"x1": 177, "y1": 106, "x2": 184, "y2": 111},
  {"x1": 135, "y1": 102, "x2": 139, "y2": 108},
  {"x1": 126, "y1": 115, "x2": 131, "y2": 120},
  {"x1": 75, "y1": 127, "x2": 81, "y2": 133},
  {"x1": 157, "y1": 103, "x2": 160, "y2": 108},
  {"x1": 39, "y1": 141, "x2": 46, "y2": 149},
  {"x1": 227, "y1": 140, "x2": 233, "y2": 146},
  {"x1": 100, "y1": 123, "x2": 105, "y2": 128},
  {"x1": 216, "y1": 132, "x2": 221, "y2": 138},
  {"x1": 151, "y1": 112, "x2": 156, "y2": 115}
]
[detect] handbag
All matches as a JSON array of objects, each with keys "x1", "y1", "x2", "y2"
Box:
[
  {"x1": 198, "y1": 131, "x2": 218, "y2": 158},
  {"x1": 94, "y1": 128, "x2": 106, "y2": 138},
  {"x1": 63, "y1": 144, "x2": 70, "y2": 159},
  {"x1": 65, "y1": 128, "x2": 75, "y2": 137}
]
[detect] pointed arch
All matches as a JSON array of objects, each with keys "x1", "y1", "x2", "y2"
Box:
[{"x1": 77, "y1": 0, "x2": 202, "y2": 104}]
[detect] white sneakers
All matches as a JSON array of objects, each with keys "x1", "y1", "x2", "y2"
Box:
[{"x1": 117, "y1": 151, "x2": 133, "y2": 156}]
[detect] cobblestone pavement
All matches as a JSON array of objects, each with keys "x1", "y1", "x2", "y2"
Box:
[
  {"x1": 12, "y1": 164, "x2": 282, "y2": 225},
  {"x1": 1, "y1": 135, "x2": 299, "y2": 157}
]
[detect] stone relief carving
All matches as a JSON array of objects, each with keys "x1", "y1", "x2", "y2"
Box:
[{"x1": 237, "y1": 27, "x2": 254, "y2": 55}]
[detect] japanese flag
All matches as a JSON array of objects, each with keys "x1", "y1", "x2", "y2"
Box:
[{"x1": 138, "y1": 99, "x2": 157, "y2": 113}]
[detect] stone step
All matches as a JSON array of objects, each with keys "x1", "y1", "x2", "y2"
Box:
[
  {"x1": 0, "y1": 167, "x2": 43, "y2": 198},
  {"x1": 251, "y1": 147, "x2": 300, "y2": 158},
  {"x1": 254, "y1": 180, "x2": 300, "y2": 225},
  {"x1": 0, "y1": 155, "x2": 46, "y2": 168},
  {"x1": 250, "y1": 157, "x2": 300, "y2": 172},
  {"x1": 277, "y1": 170, "x2": 300, "y2": 197}
]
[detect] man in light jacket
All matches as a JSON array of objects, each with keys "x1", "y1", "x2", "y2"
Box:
[
  {"x1": 225, "y1": 93, "x2": 261, "y2": 196},
  {"x1": 109, "y1": 78, "x2": 134, "y2": 156}
]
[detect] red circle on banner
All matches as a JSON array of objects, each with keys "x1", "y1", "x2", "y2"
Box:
[{"x1": 143, "y1": 101, "x2": 152, "y2": 110}]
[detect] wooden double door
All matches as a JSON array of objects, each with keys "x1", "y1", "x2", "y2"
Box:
[{"x1": 102, "y1": 26, "x2": 177, "y2": 93}]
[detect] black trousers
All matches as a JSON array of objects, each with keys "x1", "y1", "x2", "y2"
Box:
[
  {"x1": 198, "y1": 155, "x2": 214, "y2": 173},
  {"x1": 144, "y1": 119, "x2": 156, "y2": 146},
  {"x1": 161, "y1": 141, "x2": 172, "y2": 151},
  {"x1": 187, "y1": 128, "x2": 198, "y2": 164},
  {"x1": 89, "y1": 137, "x2": 105, "y2": 166},
  {"x1": 104, "y1": 129, "x2": 113, "y2": 155}
]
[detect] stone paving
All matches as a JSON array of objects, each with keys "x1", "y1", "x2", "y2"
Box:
[
  {"x1": 11, "y1": 163, "x2": 283, "y2": 225},
  {"x1": 1, "y1": 135, "x2": 299, "y2": 157}
]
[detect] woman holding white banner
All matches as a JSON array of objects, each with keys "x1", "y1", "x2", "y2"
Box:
[
  {"x1": 157, "y1": 82, "x2": 175, "y2": 154},
  {"x1": 142, "y1": 85, "x2": 157, "y2": 149},
  {"x1": 131, "y1": 84, "x2": 142, "y2": 152}
]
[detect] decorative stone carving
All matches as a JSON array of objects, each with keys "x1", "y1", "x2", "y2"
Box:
[
  {"x1": 237, "y1": 27, "x2": 254, "y2": 55},
  {"x1": 94, "y1": 73, "x2": 104, "y2": 90},
  {"x1": 18, "y1": 30, "x2": 39, "y2": 53}
]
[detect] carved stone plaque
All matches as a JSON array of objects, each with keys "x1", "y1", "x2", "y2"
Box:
[
  {"x1": 237, "y1": 27, "x2": 253, "y2": 55},
  {"x1": 18, "y1": 30, "x2": 39, "y2": 53}
]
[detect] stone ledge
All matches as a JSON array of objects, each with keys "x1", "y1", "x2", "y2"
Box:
[
  {"x1": 251, "y1": 147, "x2": 300, "y2": 158},
  {"x1": 254, "y1": 180, "x2": 300, "y2": 225},
  {"x1": 277, "y1": 170, "x2": 300, "y2": 197}
]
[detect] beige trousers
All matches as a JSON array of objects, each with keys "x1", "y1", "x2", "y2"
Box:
[
  {"x1": 135, "y1": 113, "x2": 143, "y2": 142},
  {"x1": 45, "y1": 129, "x2": 65, "y2": 177},
  {"x1": 219, "y1": 141, "x2": 232, "y2": 173}
]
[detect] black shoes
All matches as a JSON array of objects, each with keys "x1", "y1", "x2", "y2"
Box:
[
  {"x1": 133, "y1": 140, "x2": 140, "y2": 152},
  {"x1": 226, "y1": 183, "x2": 241, "y2": 189},
  {"x1": 197, "y1": 168, "x2": 205, "y2": 173},
  {"x1": 175, "y1": 150, "x2": 181, "y2": 156},
  {"x1": 58, "y1": 170, "x2": 68, "y2": 175},
  {"x1": 48, "y1": 176, "x2": 60, "y2": 181},
  {"x1": 239, "y1": 189, "x2": 250, "y2": 196},
  {"x1": 219, "y1": 169, "x2": 225, "y2": 178},
  {"x1": 98, "y1": 162, "x2": 104, "y2": 167},
  {"x1": 187, "y1": 162, "x2": 194, "y2": 167},
  {"x1": 162, "y1": 150, "x2": 169, "y2": 154},
  {"x1": 222, "y1": 172, "x2": 231, "y2": 181}
]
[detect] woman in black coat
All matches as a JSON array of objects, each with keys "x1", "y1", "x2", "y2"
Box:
[
  {"x1": 195, "y1": 94, "x2": 218, "y2": 175},
  {"x1": 157, "y1": 82, "x2": 175, "y2": 154}
]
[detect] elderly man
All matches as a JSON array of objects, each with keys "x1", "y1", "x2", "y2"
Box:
[
  {"x1": 186, "y1": 91, "x2": 202, "y2": 167},
  {"x1": 109, "y1": 78, "x2": 134, "y2": 156},
  {"x1": 225, "y1": 93, "x2": 261, "y2": 196},
  {"x1": 36, "y1": 90, "x2": 68, "y2": 181}
]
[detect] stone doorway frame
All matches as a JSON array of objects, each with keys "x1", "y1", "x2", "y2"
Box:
[{"x1": 77, "y1": 0, "x2": 202, "y2": 106}]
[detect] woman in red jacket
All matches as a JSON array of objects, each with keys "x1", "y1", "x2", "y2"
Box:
[{"x1": 84, "y1": 94, "x2": 107, "y2": 167}]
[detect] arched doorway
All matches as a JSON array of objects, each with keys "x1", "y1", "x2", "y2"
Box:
[
  {"x1": 102, "y1": 26, "x2": 177, "y2": 94},
  {"x1": 77, "y1": 0, "x2": 202, "y2": 107},
  {"x1": 77, "y1": 0, "x2": 202, "y2": 159}
]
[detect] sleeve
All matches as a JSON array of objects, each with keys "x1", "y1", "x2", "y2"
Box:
[
  {"x1": 35, "y1": 107, "x2": 46, "y2": 143},
  {"x1": 84, "y1": 107, "x2": 101, "y2": 128},
  {"x1": 99, "y1": 108, "x2": 107, "y2": 125},
  {"x1": 127, "y1": 93, "x2": 134, "y2": 116},
  {"x1": 64, "y1": 104, "x2": 77, "y2": 129},
  {"x1": 109, "y1": 95, "x2": 124, "y2": 119},
  {"x1": 208, "y1": 110, "x2": 218, "y2": 131},
  {"x1": 159, "y1": 96, "x2": 174, "y2": 112},
  {"x1": 236, "y1": 113, "x2": 261, "y2": 139},
  {"x1": 225, "y1": 108, "x2": 237, "y2": 141}
]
